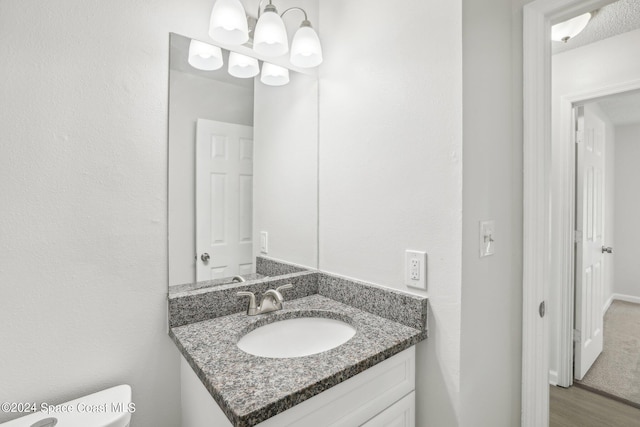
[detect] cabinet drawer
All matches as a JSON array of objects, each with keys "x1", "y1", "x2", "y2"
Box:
[{"x1": 361, "y1": 392, "x2": 415, "y2": 427}]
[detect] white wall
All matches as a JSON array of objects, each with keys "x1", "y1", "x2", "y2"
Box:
[
  {"x1": 614, "y1": 123, "x2": 640, "y2": 299},
  {"x1": 0, "y1": 0, "x2": 220, "y2": 424},
  {"x1": 318, "y1": 1, "x2": 528, "y2": 425},
  {"x1": 549, "y1": 28, "x2": 640, "y2": 381},
  {"x1": 169, "y1": 69, "x2": 253, "y2": 286},
  {"x1": 318, "y1": 1, "x2": 463, "y2": 425},
  {"x1": 253, "y1": 74, "x2": 318, "y2": 269},
  {"x1": 460, "y1": 0, "x2": 523, "y2": 425}
]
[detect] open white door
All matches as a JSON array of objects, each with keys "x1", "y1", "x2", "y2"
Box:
[
  {"x1": 196, "y1": 119, "x2": 254, "y2": 281},
  {"x1": 574, "y1": 106, "x2": 605, "y2": 380}
]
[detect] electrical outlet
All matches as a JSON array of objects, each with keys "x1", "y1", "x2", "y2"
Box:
[
  {"x1": 260, "y1": 231, "x2": 268, "y2": 254},
  {"x1": 405, "y1": 250, "x2": 427, "y2": 290},
  {"x1": 410, "y1": 259, "x2": 420, "y2": 280}
]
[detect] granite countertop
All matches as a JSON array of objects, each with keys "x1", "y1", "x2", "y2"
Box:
[{"x1": 170, "y1": 293, "x2": 425, "y2": 427}]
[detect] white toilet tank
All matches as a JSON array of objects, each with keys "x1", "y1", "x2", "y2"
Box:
[{"x1": 1, "y1": 385, "x2": 132, "y2": 427}]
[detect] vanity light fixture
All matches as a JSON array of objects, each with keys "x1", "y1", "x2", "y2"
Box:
[
  {"x1": 253, "y1": 2, "x2": 289, "y2": 57},
  {"x1": 208, "y1": 0, "x2": 323, "y2": 67},
  {"x1": 228, "y1": 51, "x2": 260, "y2": 78},
  {"x1": 289, "y1": 14, "x2": 323, "y2": 68},
  {"x1": 209, "y1": 0, "x2": 250, "y2": 45},
  {"x1": 551, "y1": 12, "x2": 592, "y2": 43},
  {"x1": 188, "y1": 40, "x2": 224, "y2": 70},
  {"x1": 260, "y1": 62, "x2": 290, "y2": 86}
]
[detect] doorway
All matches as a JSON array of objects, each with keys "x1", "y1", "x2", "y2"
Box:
[
  {"x1": 560, "y1": 91, "x2": 640, "y2": 407},
  {"x1": 521, "y1": 0, "x2": 633, "y2": 425},
  {"x1": 548, "y1": 8, "x2": 640, "y2": 391}
]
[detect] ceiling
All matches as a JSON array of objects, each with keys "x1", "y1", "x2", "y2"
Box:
[
  {"x1": 552, "y1": 0, "x2": 640, "y2": 55},
  {"x1": 553, "y1": 0, "x2": 640, "y2": 127}
]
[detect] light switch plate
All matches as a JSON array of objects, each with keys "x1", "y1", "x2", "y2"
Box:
[
  {"x1": 260, "y1": 231, "x2": 268, "y2": 254},
  {"x1": 405, "y1": 250, "x2": 427, "y2": 290},
  {"x1": 479, "y1": 220, "x2": 495, "y2": 257}
]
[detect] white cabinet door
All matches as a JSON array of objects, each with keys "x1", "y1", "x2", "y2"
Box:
[
  {"x1": 574, "y1": 106, "x2": 605, "y2": 380},
  {"x1": 195, "y1": 119, "x2": 254, "y2": 281}
]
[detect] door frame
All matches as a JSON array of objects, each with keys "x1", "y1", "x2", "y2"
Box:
[
  {"x1": 521, "y1": 0, "x2": 617, "y2": 425},
  {"x1": 555, "y1": 80, "x2": 640, "y2": 386}
]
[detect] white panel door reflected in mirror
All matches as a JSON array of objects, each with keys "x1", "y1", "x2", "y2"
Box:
[{"x1": 195, "y1": 119, "x2": 254, "y2": 281}]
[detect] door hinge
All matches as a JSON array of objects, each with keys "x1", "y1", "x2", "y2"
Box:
[
  {"x1": 576, "y1": 130, "x2": 583, "y2": 144},
  {"x1": 573, "y1": 329, "x2": 581, "y2": 343},
  {"x1": 574, "y1": 230, "x2": 583, "y2": 243}
]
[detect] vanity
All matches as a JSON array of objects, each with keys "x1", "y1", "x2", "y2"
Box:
[
  {"x1": 166, "y1": 29, "x2": 428, "y2": 426},
  {"x1": 169, "y1": 262, "x2": 427, "y2": 427}
]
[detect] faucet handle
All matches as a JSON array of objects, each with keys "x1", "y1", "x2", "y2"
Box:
[
  {"x1": 276, "y1": 284, "x2": 293, "y2": 293},
  {"x1": 265, "y1": 284, "x2": 293, "y2": 307},
  {"x1": 237, "y1": 291, "x2": 257, "y2": 315}
]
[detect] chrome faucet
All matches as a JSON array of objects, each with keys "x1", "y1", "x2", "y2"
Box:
[
  {"x1": 231, "y1": 275, "x2": 246, "y2": 283},
  {"x1": 237, "y1": 284, "x2": 293, "y2": 316}
]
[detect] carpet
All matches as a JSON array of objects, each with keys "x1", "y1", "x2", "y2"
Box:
[{"x1": 575, "y1": 300, "x2": 640, "y2": 409}]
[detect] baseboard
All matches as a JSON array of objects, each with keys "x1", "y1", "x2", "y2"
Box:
[
  {"x1": 612, "y1": 293, "x2": 640, "y2": 305},
  {"x1": 603, "y1": 295, "x2": 614, "y2": 315},
  {"x1": 549, "y1": 370, "x2": 558, "y2": 386}
]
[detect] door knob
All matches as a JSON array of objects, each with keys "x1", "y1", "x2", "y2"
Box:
[
  {"x1": 601, "y1": 246, "x2": 613, "y2": 254},
  {"x1": 201, "y1": 253, "x2": 211, "y2": 262}
]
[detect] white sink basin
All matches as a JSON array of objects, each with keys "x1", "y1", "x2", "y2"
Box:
[{"x1": 237, "y1": 316, "x2": 356, "y2": 358}]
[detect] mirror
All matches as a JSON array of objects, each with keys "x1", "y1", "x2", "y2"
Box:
[{"x1": 168, "y1": 33, "x2": 318, "y2": 290}]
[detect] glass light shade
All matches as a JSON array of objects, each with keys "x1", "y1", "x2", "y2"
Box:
[
  {"x1": 253, "y1": 10, "x2": 289, "y2": 57},
  {"x1": 260, "y1": 63, "x2": 290, "y2": 86},
  {"x1": 551, "y1": 12, "x2": 591, "y2": 42},
  {"x1": 228, "y1": 52, "x2": 260, "y2": 78},
  {"x1": 290, "y1": 24, "x2": 323, "y2": 68},
  {"x1": 209, "y1": 0, "x2": 249, "y2": 45},
  {"x1": 188, "y1": 40, "x2": 224, "y2": 71}
]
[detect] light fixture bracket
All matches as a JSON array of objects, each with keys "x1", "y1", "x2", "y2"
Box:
[
  {"x1": 263, "y1": 3, "x2": 277, "y2": 14},
  {"x1": 280, "y1": 6, "x2": 309, "y2": 23}
]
